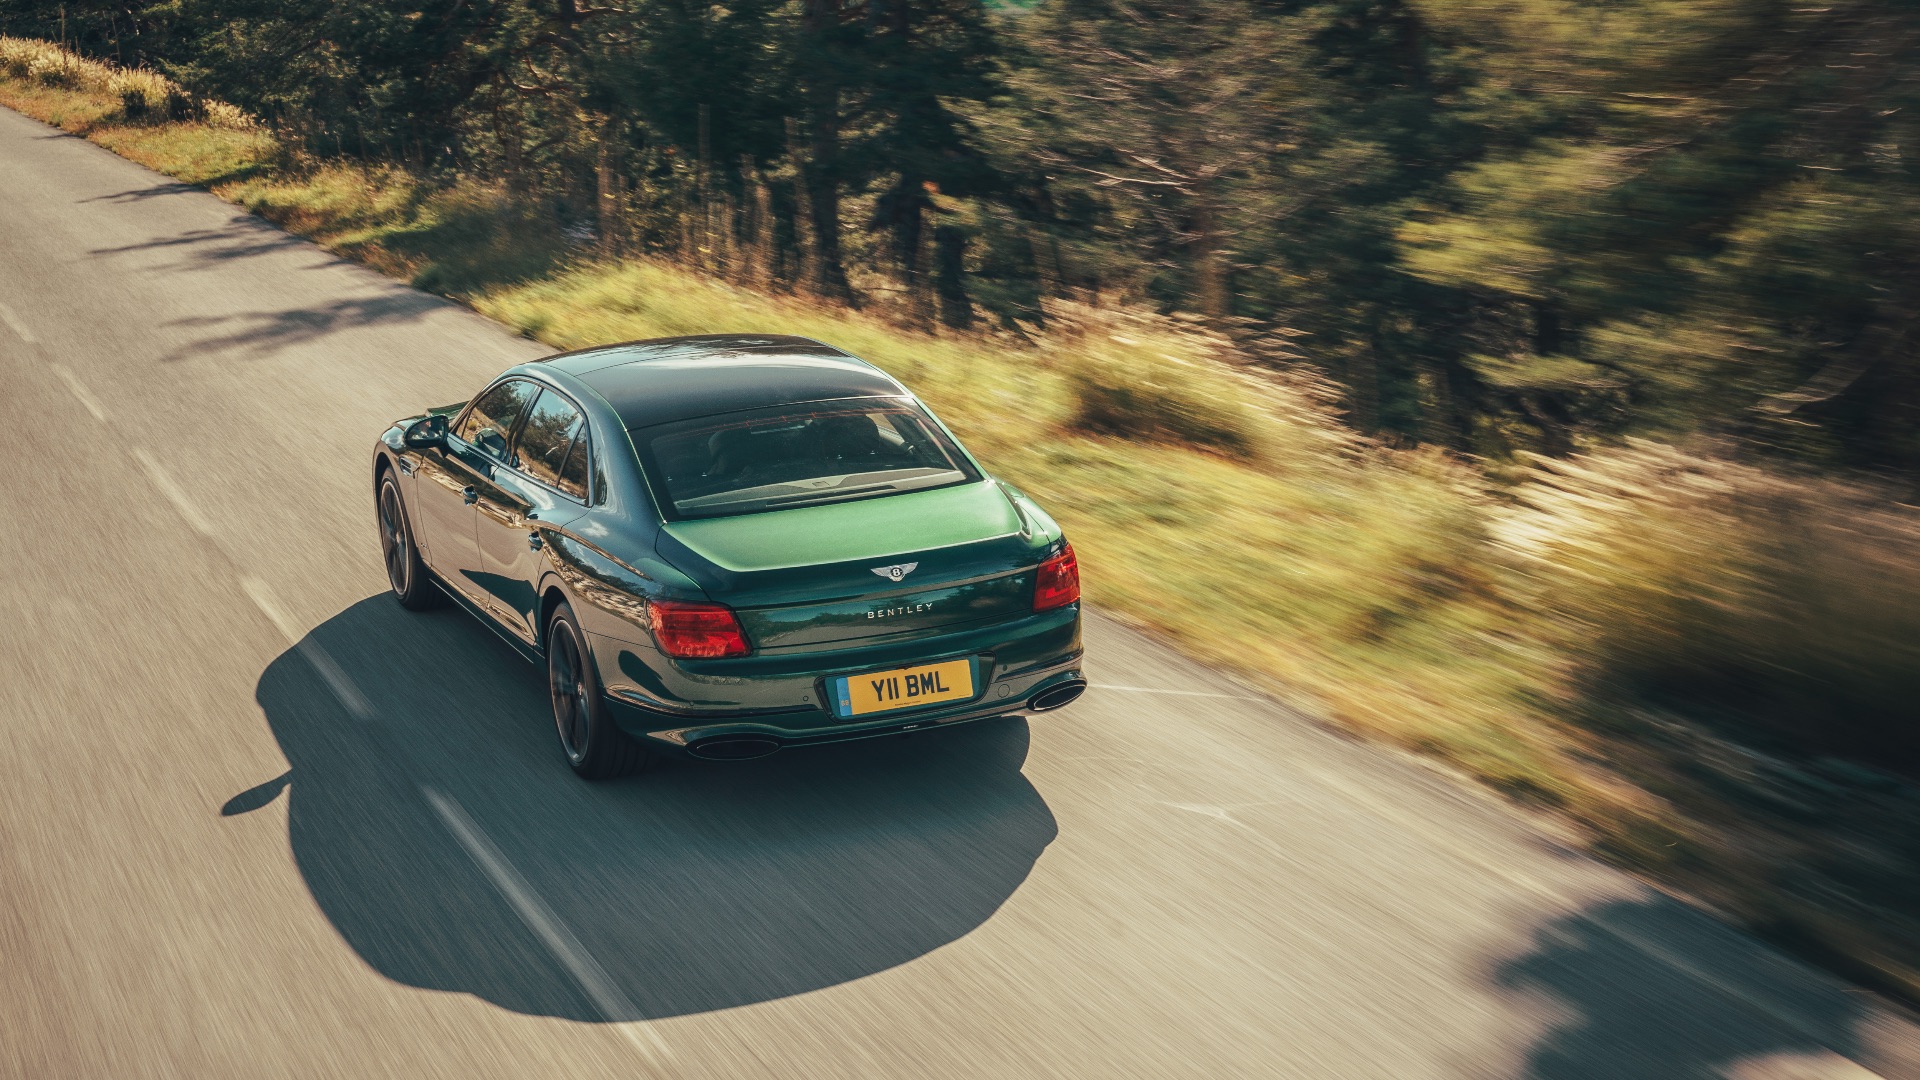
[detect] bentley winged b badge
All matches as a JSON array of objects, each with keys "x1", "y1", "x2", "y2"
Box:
[{"x1": 871, "y1": 562, "x2": 919, "y2": 583}]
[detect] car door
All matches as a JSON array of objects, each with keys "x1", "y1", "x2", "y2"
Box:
[
  {"x1": 473, "y1": 388, "x2": 591, "y2": 645},
  {"x1": 414, "y1": 378, "x2": 538, "y2": 608}
]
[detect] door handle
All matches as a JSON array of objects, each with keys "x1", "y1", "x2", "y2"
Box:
[
  {"x1": 462, "y1": 486, "x2": 478, "y2": 505},
  {"x1": 528, "y1": 532, "x2": 544, "y2": 552}
]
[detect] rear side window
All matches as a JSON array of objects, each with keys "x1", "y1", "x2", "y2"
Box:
[
  {"x1": 456, "y1": 379, "x2": 537, "y2": 462},
  {"x1": 636, "y1": 399, "x2": 979, "y2": 520},
  {"x1": 557, "y1": 433, "x2": 591, "y2": 502},
  {"x1": 513, "y1": 389, "x2": 585, "y2": 493}
]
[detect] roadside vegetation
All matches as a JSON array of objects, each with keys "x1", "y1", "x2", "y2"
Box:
[{"x1": 4, "y1": 24, "x2": 1919, "y2": 1004}]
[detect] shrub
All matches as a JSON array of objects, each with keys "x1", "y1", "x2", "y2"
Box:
[
  {"x1": 202, "y1": 100, "x2": 256, "y2": 130},
  {"x1": 1047, "y1": 301, "x2": 1259, "y2": 456},
  {"x1": 0, "y1": 37, "x2": 36, "y2": 79},
  {"x1": 1496, "y1": 442, "x2": 1920, "y2": 761},
  {"x1": 26, "y1": 48, "x2": 86, "y2": 88},
  {"x1": 108, "y1": 68, "x2": 171, "y2": 120},
  {"x1": 0, "y1": 37, "x2": 242, "y2": 127}
]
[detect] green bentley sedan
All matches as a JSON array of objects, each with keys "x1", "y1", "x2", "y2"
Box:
[{"x1": 372, "y1": 334, "x2": 1085, "y2": 778}]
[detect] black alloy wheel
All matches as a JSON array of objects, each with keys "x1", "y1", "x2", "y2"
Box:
[
  {"x1": 546, "y1": 604, "x2": 647, "y2": 780},
  {"x1": 378, "y1": 472, "x2": 443, "y2": 611}
]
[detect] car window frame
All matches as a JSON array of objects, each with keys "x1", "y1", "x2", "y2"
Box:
[
  {"x1": 452, "y1": 377, "x2": 540, "y2": 467},
  {"x1": 496, "y1": 384, "x2": 596, "y2": 507}
]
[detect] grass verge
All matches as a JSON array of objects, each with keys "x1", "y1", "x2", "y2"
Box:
[{"x1": 6, "y1": 37, "x2": 1918, "y2": 1006}]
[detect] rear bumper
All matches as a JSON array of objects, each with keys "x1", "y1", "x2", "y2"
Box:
[
  {"x1": 604, "y1": 653, "x2": 1085, "y2": 756},
  {"x1": 594, "y1": 602, "x2": 1083, "y2": 751}
]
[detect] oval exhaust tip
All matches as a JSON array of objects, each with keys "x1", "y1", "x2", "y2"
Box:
[
  {"x1": 686, "y1": 735, "x2": 783, "y2": 761},
  {"x1": 1027, "y1": 680, "x2": 1088, "y2": 712}
]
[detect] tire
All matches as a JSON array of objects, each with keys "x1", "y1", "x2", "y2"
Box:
[
  {"x1": 378, "y1": 470, "x2": 443, "y2": 611},
  {"x1": 547, "y1": 603, "x2": 648, "y2": 780}
]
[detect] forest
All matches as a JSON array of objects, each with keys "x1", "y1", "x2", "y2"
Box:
[{"x1": 5, "y1": 0, "x2": 1917, "y2": 471}]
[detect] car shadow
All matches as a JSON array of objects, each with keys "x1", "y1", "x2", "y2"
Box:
[
  {"x1": 245, "y1": 595, "x2": 1057, "y2": 1022},
  {"x1": 1491, "y1": 894, "x2": 1880, "y2": 1079}
]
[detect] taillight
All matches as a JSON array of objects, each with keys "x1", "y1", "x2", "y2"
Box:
[
  {"x1": 1033, "y1": 542, "x2": 1080, "y2": 612},
  {"x1": 648, "y1": 600, "x2": 751, "y2": 658}
]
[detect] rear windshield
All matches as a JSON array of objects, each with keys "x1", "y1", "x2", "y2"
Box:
[{"x1": 635, "y1": 399, "x2": 980, "y2": 520}]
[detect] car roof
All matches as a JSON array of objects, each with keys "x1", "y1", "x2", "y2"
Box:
[{"x1": 540, "y1": 334, "x2": 907, "y2": 429}]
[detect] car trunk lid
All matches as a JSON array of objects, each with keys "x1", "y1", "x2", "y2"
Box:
[{"x1": 655, "y1": 481, "x2": 1046, "y2": 651}]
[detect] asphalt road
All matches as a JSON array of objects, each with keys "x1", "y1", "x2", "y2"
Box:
[{"x1": 1, "y1": 104, "x2": 1915, "y2": 1080}]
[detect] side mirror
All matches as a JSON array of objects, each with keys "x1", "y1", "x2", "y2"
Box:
[{"x1": 403, "y1": 414, "x2": 448, "y2": 450}]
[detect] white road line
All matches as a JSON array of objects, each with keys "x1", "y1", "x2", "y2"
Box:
[
  {"x1": 247, "y1": 581, "x2": 665, "y2": 1066},
  {"x1": 50, "y1": 364, "x2": 107, "y2": 422},
  {"x1": 240, "y1": 576, "x2": 304, "y2": 642},
  {"x1": 1725, "y1": 1051, "x2": 1884, "y2": 1080},
  {"x1": 1093, "y1": 684, "x2": 1261, "y2": 701},
  {"x1": 240, "y1": 575, "x2": 373, "y2": 719},
  {"x1": 295, "y1": 639, "x2": 374, "y2": 720},
  {"x1": 132, "y1": 448, "x2": 214, "y2": 537},
  {"x1": 423, "y1": 787, "x2": 673, "y2": 1068},
  {"x1": 0, "y1": 300, "x2": 36, "y2": 343}
]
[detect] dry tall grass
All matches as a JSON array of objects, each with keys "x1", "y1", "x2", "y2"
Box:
[
  {"x1": 0, "y1": 36, "x2": 251, "y2": 128},
  {"x1": 1500, "y1": 443, "x2": 1920, "y2": 760}
]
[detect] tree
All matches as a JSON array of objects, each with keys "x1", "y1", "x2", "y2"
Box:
[
  {"x1": 1400, "y1": 0, "x2": 1920, "y2": 467},
  {"x1": 846, "y1": 0, "x2": 1002, "y2": 322},
  {"x1": 797, "y1": 0, "x2": 855, "y2": 300},
  {"x1": 988, "y1": 0, "x2": 1294, "y2": 318}
]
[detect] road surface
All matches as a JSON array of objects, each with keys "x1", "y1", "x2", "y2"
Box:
[{"x1": 1, "y1": 104, "x2": 1915, "y2": 1080}]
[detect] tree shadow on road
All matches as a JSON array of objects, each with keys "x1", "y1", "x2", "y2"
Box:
[
  {"x1": 87, "y1": 222, "x2": 310, "y2": 267},
  {"x1": 242, "y1": 595, "x2": 1057, "y2": 1022},
  {"x1": 1492, "y1": 894, "x2": 1880, "y2": 1079},
  {"x1": 78, "y1": 181, "x2": 205, "y2": 203},
  {"x1": 156, "y1": 292, "x2": 449, "y2": 361}
]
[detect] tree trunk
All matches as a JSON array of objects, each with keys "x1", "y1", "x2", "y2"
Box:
[
  {"x1": 934, "y1": 224, "x2": 973, "y2": 331},
  {"x1": 743, "y1": 155, "x2": 772, "y2": 290},
  {"x1": 1191, "y1": 189, "x2": 1228, "y2": 319},
  {"x1": 1532, "y1": 301, "x2": 1564, "y2": 356},
  {"x1": 802, "y1": 0, "x2": 852, "y2": 302},
  {"x1": 885, "y1": 174, "x2": 930, "y2": 325},
  {"x1": 697, "y1": 103, "x2": 713, "y2": 273},
  {"x1": 596, "y1": 116, "x2": 619, "y2": 258},
  {"x1": 785, "y1": 117, "x2": 814, "y2": 292},
  {"x1": 1029, "y1": 184, "x2": 1069, "y2": 300}
]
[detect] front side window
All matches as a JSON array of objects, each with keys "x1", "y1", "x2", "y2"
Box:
[
  {"x1": 636, "y1": 399, "x2": 979, "y2": 520},
  {"x1": 456, "y1": 379, "x2": 537, "y2": 462},
  {"x1": 513, "y1": 389, "x2": 586, "y2": 495}
]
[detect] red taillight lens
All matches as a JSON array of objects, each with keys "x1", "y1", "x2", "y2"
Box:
[
  {"x1": 647, "y1": 600, "x2": 751, "y2": 659},
  {"x1": 1033, "y1": 542, "x2": 1080, "y2": 612}
]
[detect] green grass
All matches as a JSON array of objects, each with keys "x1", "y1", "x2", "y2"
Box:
[{"x1": 8, "y1": 38, "x2": 1920, "y2": 1004}]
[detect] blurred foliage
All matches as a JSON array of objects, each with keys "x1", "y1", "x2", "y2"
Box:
[
  {"x1": 1498, "y1": 443, "x2": 1920, "y2": 763},
  {"x1": 5, "y1": 0, "x2": 1919, "y2": 465}
]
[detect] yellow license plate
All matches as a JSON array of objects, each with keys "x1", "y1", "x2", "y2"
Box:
[{"x1": 832, "y1": 659, "x2": 975, "y2": 717}]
